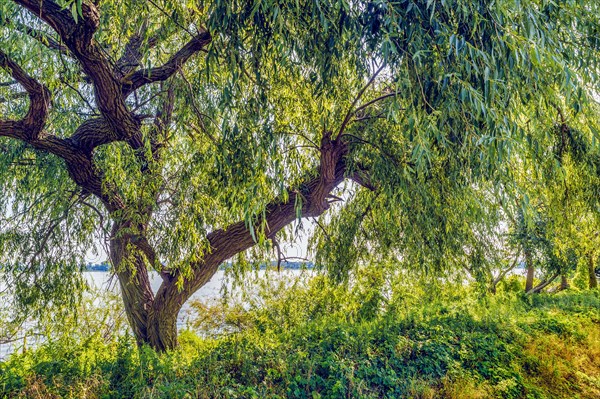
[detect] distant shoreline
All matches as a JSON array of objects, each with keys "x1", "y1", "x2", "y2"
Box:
[{"x1": 84, "y1": 261, "x2": 314, "y2": 272}]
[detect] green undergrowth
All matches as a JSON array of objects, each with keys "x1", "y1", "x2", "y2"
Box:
[{"x1": 1, "y1": 273, "x2": 599, "y2": 399}]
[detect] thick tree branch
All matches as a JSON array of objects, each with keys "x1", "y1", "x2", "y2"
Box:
[
  {"x1": 0, "y1": 49, "x2": 50, "y2": 140},
  {"x1": 11, "y1": 0, "x2": 98, "y2": 48},
  {"x1": 122, "y1": 31, "x2": 212, "y2": 96},
  {"x1": 14, "y1": 0, "x2": 139, "y2": 143},
  {"x1": 527, "y1": 272, "x2": 560, "y2": 294},
  {"x1": 0, "y1": 49, "x2": 124, "y2": 211},
  {"x1": 150, "y1": 134, "x2": 356, "y2": 323},
  {"x1": 65, "y1": 117, "x2": 117, "y2": 154}
]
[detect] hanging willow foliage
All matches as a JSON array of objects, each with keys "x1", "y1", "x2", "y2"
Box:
[{"x1": 0, "y1": 0, "x2": 599, "y2": 350}]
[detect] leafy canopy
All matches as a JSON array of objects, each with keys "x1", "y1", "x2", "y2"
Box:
[{"x1": 0, "y1": 0, "x2": 599, "y2": 317}]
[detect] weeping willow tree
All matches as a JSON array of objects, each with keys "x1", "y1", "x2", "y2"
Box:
[
  {"x1": 1, "y1": 0, "x2": 599, "y2": 350},
  {"x1": 515, "y1": 96, "x2": 600, "y2": 291}
]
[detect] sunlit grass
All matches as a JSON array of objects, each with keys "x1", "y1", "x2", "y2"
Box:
[{"x1": 1, "y1": 274, "x2": 599, "y2": 399}]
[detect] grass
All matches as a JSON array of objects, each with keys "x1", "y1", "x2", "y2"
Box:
[{"x1": 1, "y1": 273, "x2": 599, "y2": 399}]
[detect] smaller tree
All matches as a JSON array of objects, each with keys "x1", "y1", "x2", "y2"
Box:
[{"x1": 508, "y1": 206, "x2": 577, "y2": 293}]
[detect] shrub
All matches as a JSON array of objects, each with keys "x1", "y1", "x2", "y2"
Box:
[{"x1": 1, "y1": 272, "x2": 599, "y2": 398}]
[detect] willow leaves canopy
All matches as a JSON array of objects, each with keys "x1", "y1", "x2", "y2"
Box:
[{"x1": 0, "y1": 0, "x2": 599, "y2": 349}]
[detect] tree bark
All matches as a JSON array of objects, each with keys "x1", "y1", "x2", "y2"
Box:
[
  {"x1": 525, "y1": 247, "x2": 534, "y2": 292},
  {"x1": 109, "y1": 225, "x2": 185, "y2": 351},
  {"x1": 559, "y1": 275, "x2": 569, "y2": 291},
  {"x1": 147, "y1": 301, "x2": 180, "y2": 351},
  {"x1": 110, "y1": 223, "x2": 154, "y2": 345},
  {"x1": 588, "y1": 253, "x2": 598, "y2": 289}
]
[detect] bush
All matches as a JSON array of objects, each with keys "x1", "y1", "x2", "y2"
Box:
[{"x1": 1, "y1": 272, "x2": 599, "y2": 399}]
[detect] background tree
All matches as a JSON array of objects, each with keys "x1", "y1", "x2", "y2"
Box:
[{"x1": 1, "y1": 0, "x2": 599, "y2": 351}]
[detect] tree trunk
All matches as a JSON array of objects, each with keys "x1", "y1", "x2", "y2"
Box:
[
  {"x1": 109, "y1": 221, "x2": 223, "y2": 351},
  {"x1": 112, "y1": 245, "x2": 188, "y2": 351},
  {"x1": 525, "y1": 248, "x2": 534, "y2": 292},
  {"x1": 589, "y1": 254, "x2": 598, "y2": 289},
  {"x1": 146, "y1": 305, "x2": 180, "y2": 351},
  {"x1": 111, "y1": 232, "x2": 152, "y2": 345},
  {"x1": 559, "y1": 275, "x2": 569, "y2": 291},
  {"x1": 109, "y1": 222, "x2": 188, "y2": 351}
]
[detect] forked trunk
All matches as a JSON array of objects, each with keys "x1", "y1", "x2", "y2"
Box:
[
  {"x1": 113, "y1": 254, "x2": 188, "y2": 351},
  {"x1": 111, "y1": 231, "x2": 152, "y2": 345},
  {"x1": 110, "y1": 224, "x2": 222, "y2": 351},
  {"x1": 105, "y1": 134, "x2": 349, "y2": 351},
  {"x1": 110, "y1": 226, "x2": 188, "y2": 351}
]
